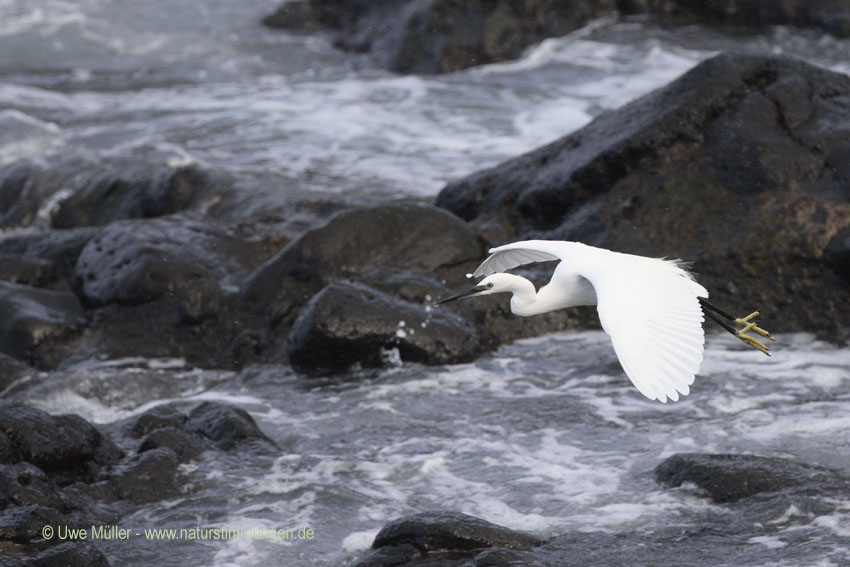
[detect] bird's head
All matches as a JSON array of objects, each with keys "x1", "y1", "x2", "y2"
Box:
[{"x1": 435, "y1": 273, "x2": 516, "y2": 305}]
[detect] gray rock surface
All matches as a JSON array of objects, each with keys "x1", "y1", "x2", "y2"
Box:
[
  {"x1": 437, "y1": 53, "x2": 850, "y2": 331},
  {"x1": 73, "y1": 215, "x2": 260, "y2": 306},
  {"x1": 238, "y1": 204, "x2": 482, "y2": 324},
  {"x1": 655, "y1": 452, "x2": 850, "y2": 503},
  {"x1": 623, "y1": 0, "x2": 850, "y2": 38},
  {"x1": 0, "y1": 282, "x2": 86, "y2": 364},
  {"x1": 286, "y1": 281, "x2": 487, "y2": 375},
  {"x1": 263, "y1": 0, "x2": 615, "y2": 74}
]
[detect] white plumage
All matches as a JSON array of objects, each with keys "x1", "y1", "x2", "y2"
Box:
[{"x1": 440, "y1": 240, "x2": 711, "y2": 403}]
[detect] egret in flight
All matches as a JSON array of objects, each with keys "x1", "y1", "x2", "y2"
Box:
[{"x1": 436, "y1": 240, "x2": 773, "y2": 403}]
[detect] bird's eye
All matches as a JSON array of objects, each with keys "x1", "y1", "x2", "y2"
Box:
[{"x1": 486, "y1": 282, "x2": 494, "y2": 289}]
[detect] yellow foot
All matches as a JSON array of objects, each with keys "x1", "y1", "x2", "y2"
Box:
[{"x1": 732, "y1": 311, "x2": 774, "y2": 356}]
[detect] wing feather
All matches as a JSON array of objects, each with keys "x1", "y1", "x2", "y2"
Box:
[
  {"x1": 585, "y1": 260, "x2": 705, "y2": 403},
  {"x1": 472, "y1": 240, "x2": 707, "y2": 403},
  {"x1": 473, "y1": 240, "x2": 567, "y2": 277}
]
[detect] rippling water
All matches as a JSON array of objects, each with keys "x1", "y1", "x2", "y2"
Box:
[
  {"x1": 7, "y1": 332, "x2": 849, "y2": 566},
  {"x1": 2, "y1": 1, "x2": 850, "y2": 566},
  {"x1": 4, "y1": 1, "x2": 850, "y2": 211}
]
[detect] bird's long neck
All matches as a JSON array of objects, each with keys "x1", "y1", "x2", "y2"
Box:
[{"x1": 500, "y1": 274, "x2": 545, "y2": 317}]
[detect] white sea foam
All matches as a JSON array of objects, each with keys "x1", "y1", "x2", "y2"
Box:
[{"x1": 0, "y1": 109, "x2": 65, "y2": 164}]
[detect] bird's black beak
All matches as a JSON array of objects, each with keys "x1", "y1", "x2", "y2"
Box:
[{"x1": 435, "y1": 285, "x2": 486, "y2": 305}]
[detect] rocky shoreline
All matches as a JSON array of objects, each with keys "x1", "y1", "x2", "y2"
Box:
[
  {"x1": 1, "y1": 40, "x2": 849, "y2": 567},
  {"x1": 262, "y1": 0, "x2": 850, "y2": 74},
  {"x1": 0, "y1": 401, "x2": 277, "y2": 566},
  {"x1": 352, "y1": 452, "x2": 850, "y2": 566},
  {"x1": 2, "y1": 53, "x2": 847, "y2": 379}
]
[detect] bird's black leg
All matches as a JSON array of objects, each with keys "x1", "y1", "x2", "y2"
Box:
[
  {"x1": 702, "y1": 308, "x2": 738, "y2": 336},
  {"x1": 698, "y1": 298, "x2": 775, "y2": 356}
]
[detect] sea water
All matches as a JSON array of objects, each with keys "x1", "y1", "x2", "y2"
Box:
[{"x1": 2, "y1": 1, "x2": 850, "y2": 565}]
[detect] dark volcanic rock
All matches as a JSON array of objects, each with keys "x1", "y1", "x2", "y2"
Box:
[
  {"x1": 0, "y1": 402, "x2": 267, "y2": 563},
  {"x1": 125, "y1": 405, "x2": 187, "y2": 439},
  {"x1": 286, "y1": 281, "x2": 486, "y2": 375},
  {"x1": 353, "y1": 511, "x2": 540, "y2": 567},
  {"x1": 474, "y1": 526, "x2": 835, "y2": 567},
  {"x1": 53, "y1": 164, "x2": 228, "y2": 229},
  {"x1": 31, "y1": 215, "x2": 284, "y2": 369},
  {"x1": 373, "y1": 511, "x2": 541, "y2": 550},
  {"x1": 238, "y1": 204, "x2": 482, "y2": 324},
  {"x1": 0, "y1": 504, "x2": 63, "y2": 544},
  {"x1": 0, "y1": 159, "x2": 230, "y2": 230},
  {"x1": 0, "y1": 160, "x2": 48, "y2": 229},
  {"x1": 625, "y1": 0, "x2": 850, "y2": 38},
  {"x1": 0, "y1": 282, "x2": 86, "y2": 364},
  {"x1": 29, "y1": 541, "x2": 111, "y2": 567},
  {"x1": 0, "y1": 404, "x2": 122, "y2": 483},
  {"x1": 655, "y1": 453, "x2": 850, "y2": 503},
  {"x1": 109, "y1": 447, "x2": 180, "y2": 504},
  {"x1": 184, "y1": 401, "x2": 277, "y2": 451},
  {"x1": 353, "y1": 505, "x2": 846, "y2": 567},
  {"x1": 138, "y1": 427, "x2": 206, "y2": 463},
  {"x1": 0, "y1": 463, "x2": 64, "y2": 510},
  {"x1": 73, "y1": 215, "x2": 259, "y2": 306},
  {"x1": 0, "y1": 227, "x2": 100, "y2": 290},
  {"x1": 0, "y1": 352, "x2": 31, "y2": 394},
  {"x1": 824, "y1": 225, "x2": 850, "y2": 282},
  {"x1": 0, "y1": 255, "x2": 59, "y2": 289},
  {"x1": 51, "y1": 294, "x2": 265, "y2": 370},
  {"x1": 263, "y1": 0, "x2": 615, "y2": 74},
  {"x1": 437, "y1": 53, "x2": 850, "y2": 331}
]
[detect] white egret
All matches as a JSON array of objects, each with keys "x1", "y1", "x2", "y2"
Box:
[{"x1": 436, "y1": 240, "x2": 774, "y2": 403}]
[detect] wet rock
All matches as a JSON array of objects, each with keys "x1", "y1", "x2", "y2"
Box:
[
  {"x1": 353, "y1": 511, "x2": 540, "y2": 567},
  {"x1": 179, "y1": 278, "x2": 222, "y2": 323},
  {"x1": 73, "y1": 215, "x2": 259, "y2": 306},
  {"x1": 52, "y1": 294, "x2": 263, "y2": 370},
  {"x1": 108, "y1": 447, "x2": 179, "y2": 504},
  {"x1": 0, "y1": 227, "x2": 100, "y2": 290},
  {"x1": 29, "y1": 541, "x2": 111, "y2": 567},
  {"x1": 477, "y1": 527, "x2": 826, "y2": 567},
  {"x1": 263, "y1": 0, "x2": 615, "y2": 74},
  {"x1": 0, "y1": 281, "x2": 86, "y2": 363},
  {"x1": 824, "y1": 225, "x2": 850, "y2": 282},
  {"x1": 0, "y1": 504, "x2": 62, "y2": 544},
  {"x1": 624, "y1": 0, "x2": 850, "y2": 38},
  {"x1": 49, "y1": 164, "x2": 228, "y2": 229},
  {"x1": 262, "y1": 0, "x2": 328, "y2": 31},
  {"x1": 238, "y1": 204, "x2": 482, "y2": 324},
  {"x1": 0, "y1": 158, "x2": 230, "y2": 230},
  {"x1": 286, "y1": 281, "x2": 486, "y2": 375},
  {"x1": 125, "y1": 405, "x2": 187, "y2": 439},
  {"x1": 0, "y1": 463, "x2": 65, "y2": 510},
  {"x1": 0, "y1": 353, "x2": 31, "y2": 395},
  {"x1": 0, "y1": 404, "x2": 122, "y2": 483},
  {"x1": 0, "y1": 255, "x2": 59, "y2": 289},
  {"x1": 354, "y1": 509, "x2": 839, "y2": 567},
  {"x1": 0, "y1": 430, "x2": 19, "y2": 464},
  {"x1": 0, "y1": 160, "x2": 49, "y2": 229},
  {"x1": 29, "y1": 215, "x2": 283, "y2": 369},
  {"x1": 374, "y1": 511, "x2": 541, "y2": 550},
  {"x1": 138, "y1": 428, "x2": 206, "y2": 463},
  {"x1": 359, "y1": 269, "x2": 454, "y2": 306},
  {"x1": 184, "y1": 401, "x2": 277, "y2": 451},
  {"x1": 654, "y1": 453, "x2": 850, "y2": 503},
  {"x1": 436, "y1": 53, "x2": 850, "y2": 331}
]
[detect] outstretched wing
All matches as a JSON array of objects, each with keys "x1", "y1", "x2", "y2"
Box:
[
  {"x1": 473, "y1": 240, "x2": 568, "y2": 277},
  {"x1": 474, "y1": 240, "x2": 706, "y2": 403},
  {"x1": 585, "y1": 259, "x2": 706, "y2": 403}
]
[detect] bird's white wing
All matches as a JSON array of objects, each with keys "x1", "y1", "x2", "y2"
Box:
[
  {"x1": 586, "y1": 262, "x2": 706, "y2": 403},
  {"x1": 473, "y1": 240, "x2": 568, "y2": 277}
]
